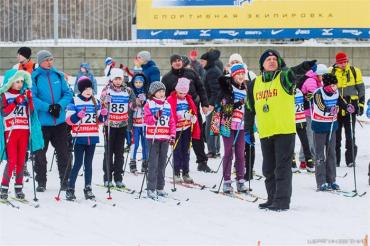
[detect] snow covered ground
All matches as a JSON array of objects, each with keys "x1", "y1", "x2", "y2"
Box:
[{"x1": 0, "y1": 77, "x2": 369, "y2": 246}]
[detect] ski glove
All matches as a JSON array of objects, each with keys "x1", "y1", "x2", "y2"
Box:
[
  {"x1": 244, "y1": 132, "x2": 252, "y2": 145},
  {"x1": 15, "y1": 94, "x2": 26, "y2": 104},
  {"x1": 77, "y1": 107, "x2": 87, "y2": 119},
  {"x1": 169, "y1": 137, "x2": 176, "y2": 146},
  {"x1": 357, "y1": 104, "x2": 364, "y2": 116},
  {"x1": 184, "y1": 111, "x2": 192, "y2": 121},
  {"x1": 100, "y1": 108, "x2": 108, "y2": 116},
  {"x1": 329, "y1": 106, "x2": 339, "y2": 115},
  {"x1": 48, "y1": 104, "x2": 61, "y2": 118},
  {"x1": 191, "y1": 115, "x2": 197, "y2": 124},
  {"x1": 347, "y1": 104, "x2": 355, "y2": 114}
]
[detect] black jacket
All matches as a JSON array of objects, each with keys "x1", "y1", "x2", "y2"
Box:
[
  {"x1": 161, "y1": 67, "x2": 209, "y2": 107},
  {"x1": 203, "y1": 51, "x2": 223, "y2": 106}
]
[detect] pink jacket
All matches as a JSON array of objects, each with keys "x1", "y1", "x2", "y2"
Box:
[
  {"x1": 144, "y1": 97, "x2": 176, "y2": 140},
  {"x1": 301, "y1": 70, "x2": 323, "y2": 116}
]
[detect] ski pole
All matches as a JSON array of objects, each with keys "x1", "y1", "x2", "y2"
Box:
[
  {"x1": 55, "y1": 120, "x2": 83, "y2": 202},
  {"x1": 349, "y1": 113, "x2": 358, "y2": 193},
  {"x1": 49, "y1": 150, "x2": 56, "y2": 172},
  {"x1": 247, "y1": 141, "x2": 254, "y2": 192},
  {"x1": 104, "y1": 101, "x2": 113, "y2": 200},
  {"x1": 123, "y1": 109, "x2": 138, "y2": 178},
  {"x1": 27, "y1": 105, "x2": 38, "y2": 202},
  {"x1": 170, "y1": 145, "x2": 176, "y2": 192},
  {"x1": 0, "y1": 116, "x2": 17, "y2": 164},
  {"x1": 138, "y1": 108, "x2": 162, "y2": 199}
]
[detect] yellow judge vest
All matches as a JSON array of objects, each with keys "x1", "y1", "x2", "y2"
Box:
[{"x1": 253, "y1": 73, "x2": 296, "y2": 139}]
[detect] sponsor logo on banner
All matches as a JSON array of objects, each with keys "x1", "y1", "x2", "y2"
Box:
[
  {"x1": 295, "y1": 29, "x2": 310, "y2": 35},
  {"x1": 219, "y1": 30, "x2": 239, "y2": 36},
  {"x1": 342, "y1": 29, "x2": 362, "y2": 36},
  {"x1": 150, "y1": 30, "x2": 162, "y2": 36},
  {"x1": 271, "y1": 29, "x2": 284, "y2": 35},
  {"x1": 234, "y1": 0, "x2": 253, "y2": 6},
  {"x1": 245, "y1": 30, "x2": 262, "y2": 35},
  {"x1": 322, "y1": 28, "x2": 333, "y2": 36},
  {"x1": 200, "y1": 29, "x2": 211, "y2": 37},
  {"x1": 174, "y1": 30, "x2": 189, "y2": 36}
]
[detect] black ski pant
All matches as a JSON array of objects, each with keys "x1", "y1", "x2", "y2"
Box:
[
  {"x1": 34, "y1": 123, "x2": 71, "y2": 186},
  {"x1": 191, "y1": 108, "x2": 208, "y2": 164},
  {"x1": 244, "y1": 133, "x2": 255, "y2": 181},
  {"x1": 103, "y1": 126, "x2": 126, "y2": 183},
  {"x1": 260, "y1": 134, "x2": 295, "y2": 208},
  {"x1": 336, "y1": 112, "x2": 357, "y2": 166},
  {"x1": 296, "y1": 124, "x2": 312, "y2": 162}
]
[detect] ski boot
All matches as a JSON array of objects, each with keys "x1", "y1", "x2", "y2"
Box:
[
  {"x1": 83, "y1": 185, "x2": 95, "y2": 200},
  {"x1": 318, "y1": 183, "x2": 330, "y2": 191},
  {"x1": 147, "y1": 190, "x2": 157, "y2": 200},
  {"x1": 129, "y1": 159, "x2": 137, "y2": 173},
  {"x1": 36, "y1": 182, "x2": 46, "y2": 192},
  {"x1": 104, "y1": 181, "x2": 114, "y2": 187},
  {"x1": 115, "y1": 181, "x2": 125, "y2": 188},
  {"x1": 222, "y1": 180, "x2": 233, "y2": 194},
  {"x1": 14, "y1": 185, "x2": 25, "y2": 199},
  {"x1": 141, "y1": 160, "x2": 148, "y2": 173},
  {"x1": 156, "y1": 189, "x2": 168, "y2": 197},
  {"x1": 236, "y1": 179, "x2": 248, "y2": 193},
  {"x1": 0, "y1": 186, "x2": 9, "y2": 200},
  {"x1": 329, "y1": 183, "x2": 340, "y2": 190},
  {"x1": 292, "y1": 157, "x2": 299, "y2": 173},
  {"x1": 66, "y1": 188, "x2": 76, "y2": 201},
  {"x1": 306, "y1": 159, "x2": 315, "y2": 173},
  {"x1": 182, "y1": 173, "x2": 194, "y2": 184},
  {"x1": 197, "y1": 161, "x2": 212, "y2": 173}
]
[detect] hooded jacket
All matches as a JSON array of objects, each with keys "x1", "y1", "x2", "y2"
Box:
[
  {"x1": 73, "y1": 63, "x2": 98, "y2": 95},
  {"x1": 202, "y1": 49, "x2": 223, "y2": 106}
]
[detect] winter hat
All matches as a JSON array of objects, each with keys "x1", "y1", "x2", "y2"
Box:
[
  {"x1": 137, "y1": 51, "x2": 151, "y2": 62},
  {"x1": 189, "y1": 49, "x2": 198, "y2": 58},
  {"x1": 322, "y1": 73, "x2": 338, "y2": 86},
  {"x1": 170, "y1": 54, "x2": 182, "y2": 64},
  {"x1": 149, "y1": 81, "x2": 166, "y2": 96},
  {"x1": 181, "y1": 56, "x2": 190, "y2": 67},
  {"x1": 315, "y1": 64, "x2": 329, "y2": 75},
  {"x1": 105, "y1": 57, "x2": 113, "y2": 66},
  {"x1": 200, "y1": 52, "x2": 209, "y2": 61},
  {"x1": 77, "y1": 76, "x2": 93, "y2": 93},
  {"x1": 259, "y1": 49, "x2": 283, "y2": 71},
  {"x1": 37, "y1": 50, "x2": 53, "y2": 65},
  {"x1": 109, "y1": 68, "x2": 124, "y2": 81},
  {"x1": 80, "y1": 63, "x2": 91, "y2": 71},
  {"x1": 17, "y1": 47, "x2": 32, "y2": 59},
  {"x1": 230, "y1": 64, "x2": 246, "y2": 77},
  {"x1": 335, "y1": 52, "x2": 348, "y2": 64},
  {"x1": 0, "y1": 69, "x2": 32, "y2": 94},
  {"x1": 175, "y1": 77, "x2": 190, "y2": 94},
  {"x1": 229, "y1": 53, "x2": 243, "y2": 64},
  {"x1": 134, "y1": 75, "x2": 145, "y2": 83}
]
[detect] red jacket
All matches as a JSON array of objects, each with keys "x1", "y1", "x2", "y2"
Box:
[{"x1": 167, "y1": 91, "x2": 200, "y2": 140}]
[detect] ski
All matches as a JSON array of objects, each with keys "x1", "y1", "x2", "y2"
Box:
[
  {"x1": 317, "y1": 189, "x2": 366, "y2": 198},
  {"x1": 236, "y1": 191, "x2": 267, "y2": 201},
  {"x1": 0, "y1": 199, "x2": 20, "y2": 209},
  {"x1": 95, "y1": 184, "x2": 135, "y2": 195},
  {"x1": 63, "y1": 198, "x2": 98, "y2": 208},
  {"x1": 90, "y1": 198, "x2": 117, "y2": 207},
  {"x1": 210, "y1": 190, "x2": 258, "y2": 203},
  {"x1": 11, "y1": 197, "x2": 40, "y2": 208}
]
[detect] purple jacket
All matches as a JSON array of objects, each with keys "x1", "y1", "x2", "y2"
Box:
[{"x1": 301, "y1": 70, "x2": 323, "y2": 116}]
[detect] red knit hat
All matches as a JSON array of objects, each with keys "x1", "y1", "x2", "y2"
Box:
[
  {"x1": 335, "y1": 52, "x2": 348, "y2": 64},
  {"x1": 189, "y1": 49, "x2": 198, "y2": 58}
]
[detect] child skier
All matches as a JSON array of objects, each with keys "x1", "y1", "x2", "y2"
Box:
[
  {"x1": 144, "y1": 81, "x2": 176, "y2": 199},
  {"x1": 65, "y1": 76, "x2": 107, "y2": 200},
  {"x1": 73, "y1": 63, "x2": 98, "y2": 95},
  {"x1": 215, "y1": 64, "x2": 248, "y2": 193},
  {"x1": 167, "y1": 77, "x2": 200, "y2": 183},
  {"x1": 311, "y1": 73, "x2": 354, "y2": 191},
  {"x1": 292, "y1": 87, "x2": 314, "y2": 173},
  {"x1": 0, "y1": 70, "x2": 44, "y2": 200},
  {"x1": 100, "y1": 68, "x2": 135, "y2": 188},
  {"x1": 129, "y1": 74, "x2": 149, "y2": 173}
]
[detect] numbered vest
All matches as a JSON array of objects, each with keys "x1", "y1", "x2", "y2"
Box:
[
  {"x1": 3, "y1": 92, "x2": 29, "y2": 131},
  {"x1": 176, "y1": 98, "x2": 191, "y2": 131},
  {"x1": 231, "y1": 85, "x2": 246, "y2": 129},
  {"x1": 132, "y1": 106, "x2": 144, "y2": 127},
  {"x1": 312, "y1": 88, "x2": 339, "y2": 124},
  {"x1": 109, "y1": 90, "x2": 129, "y2": 123},
  {"x1": 146, "y1": 100, "x2": 171, "y2": 140},
  {"x1": 295, "y1": 88, "x2": 306, "y2": 123},
  {"x1": 71, "y1": 97, "x2": 99, "y2": 138}
]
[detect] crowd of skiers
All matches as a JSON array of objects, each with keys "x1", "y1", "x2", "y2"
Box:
[{"x1": 0, "y1": 46, "x2": 368, "y2": 211}]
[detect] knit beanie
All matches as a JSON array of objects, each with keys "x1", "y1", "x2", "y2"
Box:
[
  {"x1": 37, "y1": 50, "x2": 53, "y2": 65},
  {"x1": 175, "y1": 77, "x2": 190, "y2": 94},
  {"x1": 315, "y1": 64, "x2": 329, "y2": 76},
  {"x1": 259, "y1": 49, "x2": 281, "y2": 71},
  {"x1": 110, "y1": 68, "x2": 124, "y2": 81},
  {"x1": 335, "y1": 52, "x2": 348, "y2": 64},
  {"x1": 77, "y1": 76, "x2": 93, "y2": 93},
  {"x1": 137, "y1": 51, "x2": 151, "y2": 62},
  {"x1": 170, "y1": 54, "x2": 182, "y2": 64},
  {"x1": 17, "y1": 47, "x2": 32, "y2": 59},
  {"x1": 230, "y1": 64, "x2": 246, "y2": 77},
  {"x1": 149, "y1": 81, "x2": 166, "y2": 96},
  {"x1": 229, "y1": 53, "x2": 243, "y2": 64}
]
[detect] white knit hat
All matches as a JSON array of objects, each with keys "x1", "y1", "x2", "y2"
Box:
[
  {"x1": 110, "y1": 68, "x2": 124, "y2": 80},
  {"x1": 316, "y1": 64, "x2": 329, "y2": 76},
  {"x1": 229, "y1": 53, "x2": 243, "y2": 64}
]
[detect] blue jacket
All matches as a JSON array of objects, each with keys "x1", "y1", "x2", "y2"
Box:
[
  {"x1": 141, "y1": 60, "x2": 160, "y2": 85},
  {"x1": 32, "y1": 67, "x2": 73, "y2": 126}
]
